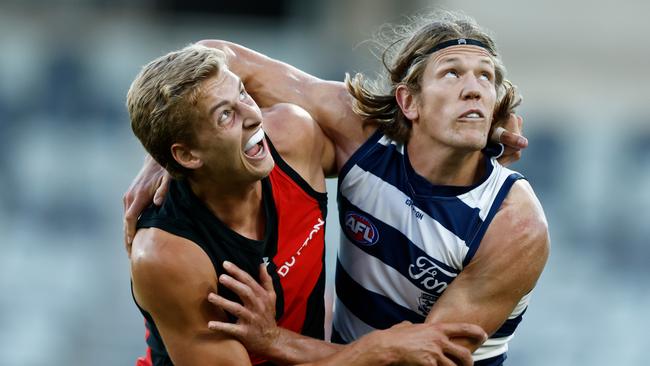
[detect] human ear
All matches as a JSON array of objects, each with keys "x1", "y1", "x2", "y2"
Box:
[
  {"x1": 395, "y1": 85, "x2": 419, "y2": 121},
  {"x1": 171, "y1": 143, "x2": 203, "y2": 170}
]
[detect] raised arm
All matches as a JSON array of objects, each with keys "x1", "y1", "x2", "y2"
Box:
[
  {"x1": 197, "y1": 39, "x2": 368, "y2": 166},
  {"x1": 130, "y1": 228, "x2": 252, "y2": 365},
  {"x1": 424, "y1": 180, "x2": 550, "y2": 352}
]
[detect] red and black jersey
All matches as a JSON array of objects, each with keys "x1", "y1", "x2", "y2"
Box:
[{"x1": 132, "y1": 137, "x2": 327, "y2": 366}]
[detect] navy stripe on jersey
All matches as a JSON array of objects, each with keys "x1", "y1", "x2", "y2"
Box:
[
  {"x1": 339, "y1": 194, "x2": 459, "y2": 276},
  {"x1": 335, "y1": 259, "x2": 425, "y2": 329},
  {"x1": 330, "y1": 327, "x2": 346, "y2": 344},
  {"x1": 475, "y1": 353, "x2": 506, "y2": 366},
  {"x1": 493, "y1": 308, "x2": 527, "y2": 338},
  {"x1": 463, "y1": 173, "x2": 525, "y2": 266},
  {"x1": 346, "y1": 140, "x2": 485, "y2": 245},
  {"x1": 338, "y1": 129, "x2": 384, "y2": 179}
]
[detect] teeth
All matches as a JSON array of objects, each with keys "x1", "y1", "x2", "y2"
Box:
[
  {"x1": 466, "y1": 112, "x2": 480, "y2": 118},
  {"x1": 244, "y1": 129, "x2": 265, "y2": 151}
]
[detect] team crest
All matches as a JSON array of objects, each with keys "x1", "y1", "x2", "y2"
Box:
[
  {"x1": 344, "y1": 211, "x2": 379, "y2": 246},
  {"x1": 417, "y1": 292, "x2": 439, "y2": 316}
]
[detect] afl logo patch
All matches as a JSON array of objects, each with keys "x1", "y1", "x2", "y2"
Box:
[{"x1": 344, "y1": 212, "x2": 379, "y2": 246}]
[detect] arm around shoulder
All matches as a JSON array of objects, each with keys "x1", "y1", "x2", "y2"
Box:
[{"x1": 131, "y1": 228, "x2": 252, "y2": 366}]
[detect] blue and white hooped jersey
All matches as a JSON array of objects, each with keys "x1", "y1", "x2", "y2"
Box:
[{"x1": 332, "y1": 130, "x2": 529, "y2": 364}]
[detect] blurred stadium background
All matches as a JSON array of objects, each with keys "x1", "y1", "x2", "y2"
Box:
[{"x1": 1, "y1": 0, "x2": 649, "y2": 365}]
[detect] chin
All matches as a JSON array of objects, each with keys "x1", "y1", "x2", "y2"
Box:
[{"x1": 255, "y1": 158, "x2": 275, "y2": 179}]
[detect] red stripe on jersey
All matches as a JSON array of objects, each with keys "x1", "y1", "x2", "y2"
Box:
[
  {"x1": 136, "y1": 319, "x2": 153, "y2": 366},
  {"x1": 269, "y1": 165, "x2": 325, "y2": 334}
]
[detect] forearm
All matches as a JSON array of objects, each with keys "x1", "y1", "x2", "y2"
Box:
[
  {"x1": 261, "y1": 327, "x2": 342, "y2": 365},
  {"x1": 295, "y1": 331, "x2": 399, "y2": 366},
  {"x1": 197, "y1": 39, "x2": 357, "y2": 146},
  {"x1": 197, "y1": 39, "x2": 322, "y2": 107},
  {"x1": 265, "y1": 328, "x2": 402, "y2": 366}
]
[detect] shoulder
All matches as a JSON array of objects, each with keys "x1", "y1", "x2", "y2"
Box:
[
  {"x1": 263, "y1": 103, "x2": 335, "y2": 185},
  {"x1": 130, "y1": 228, "x2": 216, "y2": 309},
  {"x1": 498, "y1": 180, "x2": 548, "y2": 243},
  {"x1": 471, "y1": 180, "x2": 550, "y2": 288},
  {"x1": 262, "y1": 103, "x2": 324, "y2": 155}
]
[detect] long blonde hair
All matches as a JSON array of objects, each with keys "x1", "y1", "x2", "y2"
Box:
[{"x1": 346, "y1": 11, "x2": 521, "y2": 142}]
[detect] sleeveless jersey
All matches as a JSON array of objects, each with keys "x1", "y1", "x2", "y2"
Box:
[
  {"x1": 331, "y1": 131, "x2": 529, "y2": 366},
  {"x1": 133, "y1": 138, "x2": 327, "y2": 366}
]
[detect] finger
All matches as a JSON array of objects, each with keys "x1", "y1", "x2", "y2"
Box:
[
  {"x1": 153, "y1": 173, "x2": 171, "y2": 206},
  {"x1": 441, "y1": 341, "x2": 474, "y2": 366},
  {"x1": 208, "y1": 292, "x2": 253, "y2": 321},
  {"x1": 123, "y1": 224, "x2": 132, "y2": 256},
  {"x1": 498, "y1": 150, "x2": 522, "y2": 166},
  {"x1": 124, "y1": 202, "x2": 142, "y2": 246},
  {"x1": 392, "y1": 320, "x2": 413, "y2": 329},
  {"x1": 517, "y1": 114, "x2": 523, "y2": 131},
  {"x1": 499, "y1": 130, "x2": 528, "y2": 149},
  {"x1": 490, "y1": 126, "x2": 506, "y2": 144},
  {"x1": 259, "y1": 263, "x2": 274, "y2": 294},
  {"x1": 438, "y1": 323, "x2": 487, "y2": 344},
  {"x1": 208, "y1": 320, "x2": 244, "y2": 338},
  {"x1": 223, "y1": 261, "x2": 266, "y2": 295},
  {"x1": 437, "y1": 356, "x2": 457, "y2": 366},
  {"x1": 218, "y1": 273, "x2": 262, "y2": 309},
  {"x1": 122, "y1": 192, "x2": 130, "y2": 215}
]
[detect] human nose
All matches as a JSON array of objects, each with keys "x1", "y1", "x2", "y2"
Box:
[
  {"x1": 460, "y1": 75, "x2": 482, "y2": 100},
  {"x1": 238, "y1": 101, "x2": 262, "y2": 128}
]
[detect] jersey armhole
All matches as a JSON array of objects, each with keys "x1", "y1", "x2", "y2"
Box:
[{"x1": 462, "y1": 173, "x2": 525, "y2": 266}]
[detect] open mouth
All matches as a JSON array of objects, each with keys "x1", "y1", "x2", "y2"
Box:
[
  {"x1": 244, "y1": 128, "x2": 265, "y2": 157},
  {"x1": 459, "y1": 109, "x2": 485, "y2": 120}
]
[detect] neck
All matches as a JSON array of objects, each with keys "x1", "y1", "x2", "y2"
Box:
[
  {"x1": 188, "y1": 172, "x2": 265, "y2": 240},
  {"x1": 407, "y1": 138, "x2": 485, "y2": 187}
]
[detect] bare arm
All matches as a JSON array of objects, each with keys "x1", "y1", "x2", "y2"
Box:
[
  {"x1": 121, "y1": 41, "x2": 528, "y2": 247},
  {"x1": 425, "y1": 180, "x2": 550, "y2": 352},
  {"x1": 197, "y1": 39, "x2": 368, "y2": 167},
  {"x1": 208, "y1": 262, "x2": 485, "y2": 366},
  {"x1": 131, "y1": 228, "x2": 252, "y2": 365}
]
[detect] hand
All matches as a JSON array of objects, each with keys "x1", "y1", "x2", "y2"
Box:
[
  {"x1": 122, "y1": 155, "x2": 171, "y2": 254},
  {"x1": 491, "y1": 113, "x2": 528, "y2": 167},
  {"x1": 363, "y1": 321, "x2": 486, "y2": 366},
  {"x1": 207, "y1": 261, "x2": 280, "y2": 357}
]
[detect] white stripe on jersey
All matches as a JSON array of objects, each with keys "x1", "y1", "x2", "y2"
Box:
[
  {"x1": 377, "y1": 135, "x2": 404, "y2": 151},
  {"x1": 337, "y1": 234, "x2": 443, "y2": 313},
  {"x1": 473, "y1": 335, "x2": 511, "y2": 361},
  {"x1": 510, "y1": 292, "x2": 531, "y2": 319},
  {"x1": 456, "y1": 159, "x2": 512, "y2": 221},
  {"x1": 340, "y1": 164, "x2": 468, "y2": 270}
]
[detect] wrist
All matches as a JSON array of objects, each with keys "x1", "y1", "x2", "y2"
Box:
[{"x1": 352, "y1": 330, "x2": 399, "y2": 366}]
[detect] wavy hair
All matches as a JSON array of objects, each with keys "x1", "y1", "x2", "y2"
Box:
[{"x1": 346, "y1": 11, "x2": 521, "y2": 142}]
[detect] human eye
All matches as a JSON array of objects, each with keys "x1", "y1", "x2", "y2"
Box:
[
  {"x1": 444, "y1": 70, "x2": 459, "y2": 78},
  {"x1": 218, "y1": 109, "x2": 233, "y2": 123},
  {"x1": 478, "y1": 69, "x2": 495, "y2": 82},
  {"x1": 239, "y1": 89, "x2": 247, "y2": 100}
]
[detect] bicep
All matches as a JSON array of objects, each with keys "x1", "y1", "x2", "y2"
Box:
[
  {"x1": 425, "y1": 182, "x2": 549, "y2": 349},
  {"x1": 131, "y1": 231, "x2": 252, "y2": 366}
]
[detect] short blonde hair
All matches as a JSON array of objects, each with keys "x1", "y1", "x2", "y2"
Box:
[{"x1": 127, "y1": 44, "x2": 226, "y2": 178}]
